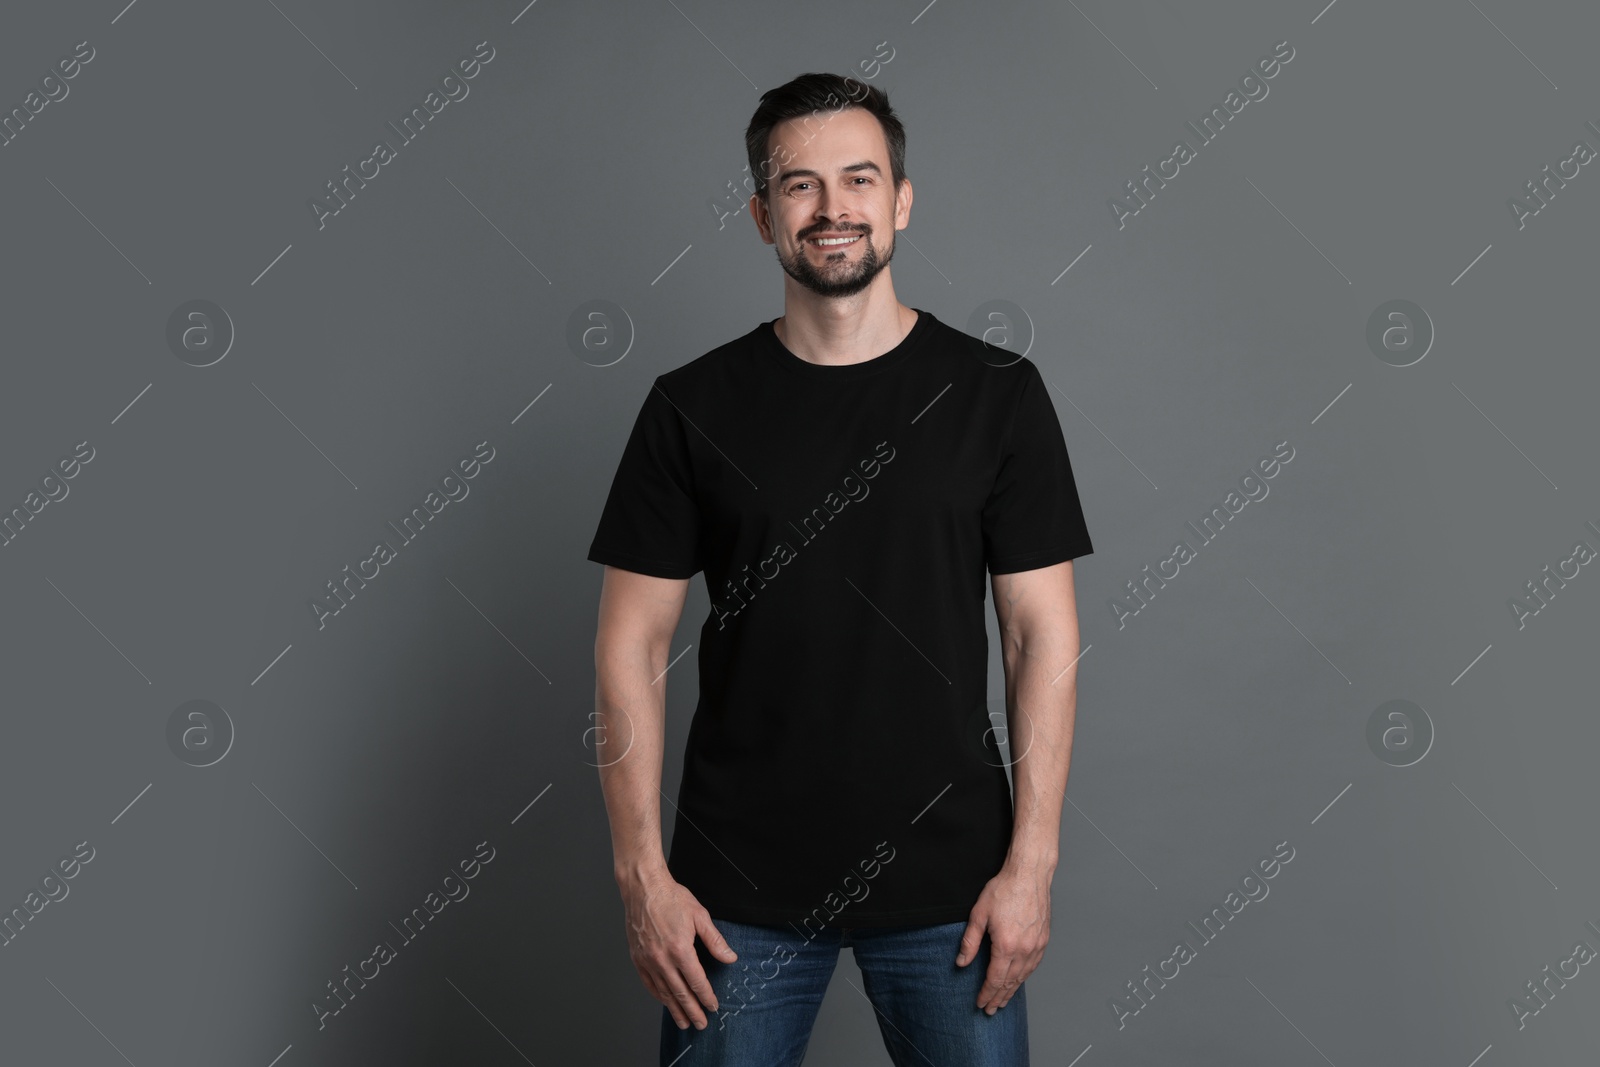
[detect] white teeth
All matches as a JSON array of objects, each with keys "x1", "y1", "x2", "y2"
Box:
[{"x1": 811, "y1": 235, "x2": 860, "y2": 246}]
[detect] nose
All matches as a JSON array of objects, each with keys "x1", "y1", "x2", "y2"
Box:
[{"x1": 816, "y1": 189, "x2": 850, "y2": 228}]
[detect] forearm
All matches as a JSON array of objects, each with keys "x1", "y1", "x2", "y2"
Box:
[
  {"x1": 594, "y1": 640, "x2": 672, "y2": 885},
  {"x1": 999, "y1": 624, "x2": 1079, "y2": 875}
]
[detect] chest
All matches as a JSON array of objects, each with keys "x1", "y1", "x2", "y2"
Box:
[{"x1": 688, "y1": 394, "x2": 1001, "y2": 540}]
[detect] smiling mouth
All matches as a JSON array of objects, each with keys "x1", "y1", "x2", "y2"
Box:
[{"x1": 807, "y1": 234, "x2": 863, "y2": 248}]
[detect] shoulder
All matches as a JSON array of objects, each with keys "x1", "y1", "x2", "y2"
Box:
[
  {"x1": 918, "y1": 311, "x2": 1046, "y2": 397},
  {"x1": 654, "y1": 322, "x2": 767, "y2": 394}
]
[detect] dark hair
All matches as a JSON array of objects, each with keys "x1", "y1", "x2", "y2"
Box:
[{"x1": 744, "y1": 72, "x2": 907, "y2": 202}]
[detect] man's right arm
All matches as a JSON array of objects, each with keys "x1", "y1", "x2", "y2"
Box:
[
  {"x1": 594, "y1": 564, "x2": 685, "y2": 881},
  {"x1": 593, "y1": 564, "x2": 735, "y2": 1030}
]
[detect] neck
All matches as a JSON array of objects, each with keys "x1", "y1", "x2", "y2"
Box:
[{"x1": 773, "y1": 280, "x2": 916, "y2": 368}]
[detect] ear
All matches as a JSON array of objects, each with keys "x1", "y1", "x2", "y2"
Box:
[
  {"x1": 750, "y1": 191, "x2": 776, "y2": 245},
  {"x1": 894, "y1": 177, "x2": 913, "y2": 231}
]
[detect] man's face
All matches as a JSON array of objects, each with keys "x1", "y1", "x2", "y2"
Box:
[{"x1": 752, "y1": 105, "x2": 911, "y2": 298}]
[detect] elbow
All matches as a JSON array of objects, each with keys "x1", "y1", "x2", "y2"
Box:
[{"x1": 595, "y1": 625, "x2": 673, "y2": 679}]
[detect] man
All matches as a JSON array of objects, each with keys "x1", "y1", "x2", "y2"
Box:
[{"x1": 588, "y1": 71, "x2": 1092, "y2": 1066}]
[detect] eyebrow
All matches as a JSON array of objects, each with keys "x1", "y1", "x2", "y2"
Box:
[{"x1": 773, "y1": 160, "x2": 883, "y2": 187}]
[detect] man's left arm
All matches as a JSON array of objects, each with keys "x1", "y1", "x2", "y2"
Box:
[{"x1": 957, "y1": 558, "x2": 1084, "y2": 1015}]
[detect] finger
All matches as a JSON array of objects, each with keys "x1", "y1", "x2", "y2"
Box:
[
  {"x1": 696, "y1": 912, "x2": 739, "y2": 964},
  {"x1": 995, "y1": 969, "x2": 1028, "y2": 1011},
  {"x1": 658, "y1": 984, "x2": 688, "y2": 1031},
  {"x1": 955, "y1": 918, "x2": 986, "y2": 967},
  {"x1": 976, "y1": 945, "x2": 1008, "y2": 1008},
  {"x1": 647, "y1": 968, "x2": 691, "y2": 1030},
  {"x1": 977, "y1": 951, "x2": 1018, "y2": 1011},
  {"x1": 678, "y1": 949, "x2": 722, "y2": 1016},
  {"x1": 662, "y1": 966, "x2": 709, "y2": 1030},
  {"x1": 985, "y1": 976, "x2": 1022, "y2": 1014},
  {"x1": 990, "y1": 944, "x2": 1044, "y2": 1011},
  {"x1": 651, "y1": 963, "x2": 696, "y2": 1030},
  {"x1": 1019, "y1": 947, "x2": 1045, "y2": 983}
]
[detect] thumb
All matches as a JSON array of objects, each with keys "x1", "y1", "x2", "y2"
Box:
[
  {"x1": 697, "y1": 912, "x2": 738, "y2": 963},
  {"x1": 955, "y1": 915, "x2": 986, "y2": 967}
]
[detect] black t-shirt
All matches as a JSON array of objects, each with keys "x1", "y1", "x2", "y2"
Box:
[{"x1": 587, "y1": 307, "x2": 1093, "y2": 929}]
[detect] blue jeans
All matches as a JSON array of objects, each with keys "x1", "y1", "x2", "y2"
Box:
[{"x1": 659, "y1": 917, "x2": 1029, "y2": 1066}]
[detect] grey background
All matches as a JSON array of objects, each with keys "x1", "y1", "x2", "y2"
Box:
[{"x1": 1, "y1": 0, "x2": 1596, "y2": 1063}]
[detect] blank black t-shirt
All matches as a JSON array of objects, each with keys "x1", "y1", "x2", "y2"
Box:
[{"x1": 587, "y1": 308, "x2": 1093, "y2": 929}]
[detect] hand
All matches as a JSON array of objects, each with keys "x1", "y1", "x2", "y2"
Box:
[
  {"x1": 955, "y1": 861, "x2": 1053, "y2": 1014},
  {"x1": 620, "y1": 866, "x2": 738, "y2": 1030}
]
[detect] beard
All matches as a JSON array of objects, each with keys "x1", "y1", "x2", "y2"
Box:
[{"x1": 776, "y1": 224, "x2": 896, "y2": 297}]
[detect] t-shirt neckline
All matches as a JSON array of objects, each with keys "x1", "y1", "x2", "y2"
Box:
[{"x1": 758, "y1": 308, "x2": 932, "y2": 380}]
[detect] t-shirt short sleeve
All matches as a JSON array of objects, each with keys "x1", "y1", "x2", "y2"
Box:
[
  {"x1": 586, "y1": 377, "x2": 702, "y2": 579},
  {"x1": 982, "y1": 361, "x2": 1094, "y2": 574}
]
